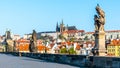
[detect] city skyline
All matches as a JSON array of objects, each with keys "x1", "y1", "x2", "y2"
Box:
[{"x1": 0, "y1": 0, "x2": 120, "y2": 36}]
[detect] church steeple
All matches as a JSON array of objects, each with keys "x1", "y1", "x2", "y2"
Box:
[
  {"x1": 56, "y1": 22, "x2": 59, "y2": 32},
  {"x1": 60, "y1": 19, "x2": 64, "y2": 33},
  {"x1": 65, "y1": 24, "x2": 68, "y2": 31},
  {"x1": 5, "y1": 29, "x2": 12, "y2": 40},
  {"x1": 61, "y1": 19, "x2": 64, "y2": 25}
]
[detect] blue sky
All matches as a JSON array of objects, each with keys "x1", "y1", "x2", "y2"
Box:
[{"x1": 0, "y1": 0, "x2": 120, "y2": 36}]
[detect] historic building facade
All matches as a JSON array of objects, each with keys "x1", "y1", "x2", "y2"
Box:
[
  {"x1": 105, "y1": 30, "x2": 120, "y2": 40},
  {"x1": 56, "y1": 20, "x2": 77, "y2": 33},
  {"x1": 107, "y1": 39, "x2": 120, "y2": 56},
  {"x1": 84, "y1": 30, "x2": 120, "y2": 41},
  {"x1": 37, "y1": 20, "x2": 84, "y2": 41},
  {"x1": 56, "y1": 20, "x2": 85, "y2": 40}
]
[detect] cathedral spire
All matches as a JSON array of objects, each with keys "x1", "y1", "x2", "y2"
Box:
[
  {"x1": 60, "y1": 19, "x2": 64, "y2": 33},
  {"x1": 61, "y1": 19, "x2": 64, "y2": 25},
  {"x1": 56, "y1": 22, "x2": 59, "y2": 32}
]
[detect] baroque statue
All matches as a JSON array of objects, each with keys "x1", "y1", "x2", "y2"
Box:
[
  {"x1": 5, "y1": 30, "x2": 14, "y2": 52},
  {"x1": 94, "y1": 4, "x2": 105, "y2": 31},
  {"x1": 92, "y1": 4, "x2": 106, "y2": 56},
  {"x1": 29, "y1": 30, "x2": 37, "y2": 52}
]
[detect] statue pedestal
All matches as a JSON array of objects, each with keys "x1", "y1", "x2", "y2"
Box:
[{"x1": 94, "y1": 31, "x2": 107, "y2": 56}]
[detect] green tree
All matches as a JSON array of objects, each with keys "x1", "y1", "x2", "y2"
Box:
[
  {"x1": 68, "y1": 47, "x2": 76, "y2": 55},
  {"x1": 59, "y1": 34, "x2": 64, "y2": 39},
  {"x1": 84, "y1": 36, "x2": 89, "y2": 40},
  {"x1": 69, "y1": 38, "x2": 76, "y2": 42},
  {"x1": 60, "y1": 47, "x2": 67, "y2": 54},
  {"x1": 59, "y1": 34, "x2": 66, "y2": 40}
]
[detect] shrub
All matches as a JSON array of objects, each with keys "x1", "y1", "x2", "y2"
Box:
[
  {"x1": 68, "y1": 47, "x2": 76, "y2": 54},
  {"x1": 60, "y1": 48, "x2": 67, "y2": 54}
]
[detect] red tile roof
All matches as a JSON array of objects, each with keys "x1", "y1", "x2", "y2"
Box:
[
  {"x1": 14, "y1": 35, "x2": 20, "y2": 36},
  {"x1": 76, "y1": 44, "x2": 81, "y2": 50},
  {"x1": 106, "y1": 30, "x2": 120, "y2": 33},
  {"x1": 16, "y1": 39, "x2": 30, "y2": 43},
  {"x1": 86, "y1": 32, "x2": 94, "y2": 34}
]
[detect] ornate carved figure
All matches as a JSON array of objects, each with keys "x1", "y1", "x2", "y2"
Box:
[
  {"x1": 92, "y1": 4, "x2": 106, "y2": 56},
  {"x1": 94, "y1": 4, "x2": 105, "y2": 31},
  {"x1": 6, "y1": 30, "x2": 12, "y2": 40},
  {"x1": 29, "y1": 30, "x2": 37, "y2": 52},
  {"x1": 5, "y1": 30, "x2": 14, "y2": 52}
]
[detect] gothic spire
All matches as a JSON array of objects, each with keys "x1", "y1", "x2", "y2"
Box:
[
  {"x1": 56, "y1": 22, "x2": 59, "y2": 32},
  {"x1": 61, "y1": 19, "x2": 64, "y2": 25}
]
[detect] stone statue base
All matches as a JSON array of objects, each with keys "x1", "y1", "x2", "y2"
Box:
[{"x1": 93, "y1": 31, "x2": 107, "y2": 56}]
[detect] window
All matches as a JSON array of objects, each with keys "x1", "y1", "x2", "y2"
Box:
[
  {"x1": 78, "y1": 32, "x2": 81, "y2": 36},
  {"x1": 81, "y1": 32, "x2": 84, "y2": 36},
  {"x1": 111, "y1": 35, "x2": 113, "y2": 39},
  {"x1": 117, "y1": 34, "x2": 119, "y2": 39}
]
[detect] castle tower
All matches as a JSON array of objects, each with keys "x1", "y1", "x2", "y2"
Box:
[
  {"x1": 60, "y1": 20, "x2": 64, "y2": 33},
  {"x1": 64, "y1": 24, "x2": 68, "y2": 31},
  {"x1": 5, "y1": 29, "x2": 12, "y2": 40}
]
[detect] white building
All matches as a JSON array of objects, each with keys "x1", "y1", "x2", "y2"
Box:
[
  {"x1": 84, "y1": 30, "x2": 120, "y2": 41},
  {"x1": 23, "y1": 34, "x2": 32, "y2": 39},
  {"x1": 13, "y1": 35, "x2": 21, "y2": 40},
  {"x1": 84, "y1": 32, "x2": 94, "y2": 40},
  {"x1": 40, "y1": 31, "x2": 60, "y2": 39},
  {"x1": 105, "y1": 30, "x2": 120, "y2": 40}
]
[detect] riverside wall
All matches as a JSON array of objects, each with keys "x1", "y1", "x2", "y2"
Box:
[
  {"x1": 1, "y1": 52, "x2": 120, "y2": 68},
  {"x1": 92, "y1": 56, "x2": 120, "y2": 68}
]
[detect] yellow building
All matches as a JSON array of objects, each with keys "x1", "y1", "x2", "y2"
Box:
[{"x1": 107, "y1": 40, "x2": 120, "y2": 57}]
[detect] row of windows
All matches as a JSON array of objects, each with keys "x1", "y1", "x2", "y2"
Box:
[
  {"x1": 68, "y1": 33, "x2": 85, "y2": 37},
  {"x1": 108, "y1": 49, "x2": 115, "y2": 52},
  {"x1": 107, "y1": 46, "x2": 115, "y2": 48},
  {"x1": 108, "y1": 49, "x2": 120, "y2": 52},
  {"x1": 106, "y1": 34, "x2": 120, "y2": 39}
]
